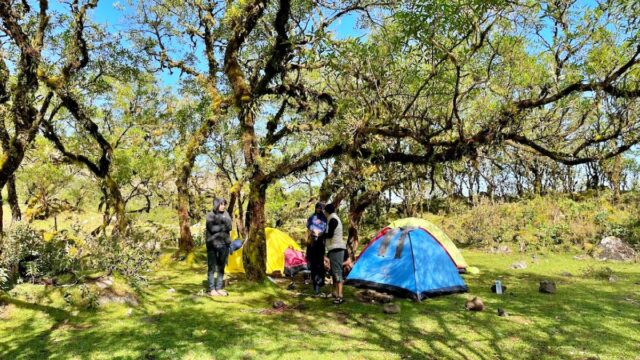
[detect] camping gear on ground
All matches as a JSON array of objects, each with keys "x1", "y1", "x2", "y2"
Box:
[
  {"x1": 385, "y1": 218, "x2": 468, "y2": 271},
  {"x1": 229, "y1": 239, "x2": 243, "y2": 254},
  {"x1": 491, "y1": 282, "x2": 507, "y2": 293},
  {"x1": 346, "y1": 227, "x2": 468, "y2": 301},
  {"x1": 284, "y1": 248, "x2": 309, "y2": 277},
  {"x1": 494, "y1": 280, "x2": 503, "y2": 294},
  {"x1": 225, "y1": 228, "x2": 302, "y2": 274}
]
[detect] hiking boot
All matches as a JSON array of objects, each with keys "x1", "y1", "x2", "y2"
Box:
[{"x1": 217, "y1": 289, "x2": 229, "y2": 296}]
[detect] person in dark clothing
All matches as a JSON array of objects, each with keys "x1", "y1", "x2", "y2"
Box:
[
  {"x1": 205, "y1": 198, "x2": 232, "y2": 296},
  {"x1": 306, "y1": 202, "x2": 327, "y2": 296},
  {"x1": 323, "y1": 203, "x2": 346, "y2": 304}
]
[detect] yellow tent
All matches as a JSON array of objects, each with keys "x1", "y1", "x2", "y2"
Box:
[
  {"x1": 388, "y1": 217, "x2": 468, "y2": 270},
  {"x1": 225, "y1": 228, "x2": 302, "y2": 274}
]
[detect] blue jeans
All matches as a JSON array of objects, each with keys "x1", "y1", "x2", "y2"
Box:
[{"x1": 207, "y1": 246, "x2": 229, "y2": 291}]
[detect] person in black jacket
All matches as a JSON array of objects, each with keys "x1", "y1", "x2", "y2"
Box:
[
  {"x1": 205, "y1": 198, "x2": 232, "y2": 296},
  {"x1": 306, "y1": 202, "x2": 327, "y2": 296}
]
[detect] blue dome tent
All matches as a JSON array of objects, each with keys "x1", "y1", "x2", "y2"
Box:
[{"x1": 345, "y1": 227, "x2": 468, "y2": 301}]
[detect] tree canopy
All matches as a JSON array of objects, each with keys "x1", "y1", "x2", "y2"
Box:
[{"x1": 1, "y1": 0, "x2": 640, "y2": 280}]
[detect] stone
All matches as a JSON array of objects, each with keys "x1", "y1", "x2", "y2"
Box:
[
  {"x1": 595, "y1": 236, "x2": 637, "y2": 261},
  {"x1": 511, "y1": 261, "x2": 527, "y2": 270},
  {"x1": 167, "y1": 288, "x2": 176, "y2": 293},
  {"x1": 608, "y1": 276, "x2": 618, "y2": 283},
  {"x1": 497, "y1": 308, "x2": 508, "y2": 317},
  {"x1": 465, "y1": 297, "x2": 484, "y2": 311},
  {"x1": 356, "y1": 290, "x2": 394, "y2": 304},
  {"x1": 272, "y1": 301, "x2": 286, "y2": 309},
  {"x1": 98, "y1": 291, "x2": 139, "y2": 307},
  {"x1": 95, "y1": 276, "x2": 113, "y2": 289},
  {"x1": 494, "y1": 245, "x2": 512, "y2": 254},
  {"x1": 539, "y1": 281, "x2": 556, "y2": 294},
  {"x1": 383, "y1": 303, "x2": 401, "y2": 314}
]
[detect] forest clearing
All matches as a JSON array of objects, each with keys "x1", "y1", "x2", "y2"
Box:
[{"x1": 1, "y1": 0, "x2": 640, "y2": 359}]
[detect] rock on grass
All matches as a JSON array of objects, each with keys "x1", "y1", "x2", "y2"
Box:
[
  {"x1": 465, "y1": 297, "x2": 484, "y2": 311},
  {"x1": 511, "y1": 261, "x2": 527, "y2": 270},
  {"x1": 539, "y1": 281, "x2": 556, "y2": 294},
  {"x1": 595, "y1": 236, "x2": 637, "y2": 261},
  {"x1": 383, "y1": 303, "x2": 400, "y2": 314}
]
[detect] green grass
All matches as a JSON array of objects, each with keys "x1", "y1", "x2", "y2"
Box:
[{"x1": 1, "y1": 249, "x2": 639, "y2": 360}]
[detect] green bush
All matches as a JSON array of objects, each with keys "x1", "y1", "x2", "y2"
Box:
[
  {"x1": 0, "y1": 267, "x2": 9, "y2": 290},
  {"x1": 83, "y1": 229, "x2": 158, "y2": 280},
  {"x1": 0, "y1": 223, "x2": 42, "y2": 271},
  {"x1": 582, "y1": 266, "x2": 616, "y2": 280},
  {"x1": 417, "y1": 193, "x2": 640, "y2": 252},
  {"x1": 0, "y1": 224, "x2": 83, "y2": 281},
  {"x1": 0, "y1": 223, "x2": 158, "y2": 283}
]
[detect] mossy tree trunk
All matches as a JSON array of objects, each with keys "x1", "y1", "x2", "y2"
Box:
[
  {"x1": 176, "y1": 171, "x2": 194, "y2": 254},
  {"x1": 104, "y1": 176, "x2": 128, "y2": 235},
  {"x1": 242, "y1": 183, "x2": 268, "y2": 279},
  {"x1": 7, "y1": 175, "x2": 20, "y2": 221}
]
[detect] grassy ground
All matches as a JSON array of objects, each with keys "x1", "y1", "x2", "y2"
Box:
[{"x1": 1, "y1": 249, "x2": 639, "y2": 360}]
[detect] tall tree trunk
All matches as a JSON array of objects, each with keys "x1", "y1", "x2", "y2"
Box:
[
  {"x1": 173, "y1": 96, "x2": 223, "y2": 254},
  {"x1": 175, "y1": 170, "x2": 194, "y2": 254},
  {"x1": 104, "y1": 176, "x2": 128, "y2": 235},
  {"x1": 7, "y1": 175, "x2": 20, "y2": 221},
  {"x1": 319, "y1": 162, "x2": 341, "y2": 203},
  {"x1": 236, "y1": 99, "x2": 267, "y2": 279},
  {"x1": 600, "y1": 153, "x2": 624, "y2": 204},
  {"x1": 0, "y1": 189, "x2": 4, "y2": 236},
  {"x1": 347, "y1": 201, "x2": 364, "y2": 261},
  {"x1": 243, "y1": 182, "x2": 267, "y2": 280},
  {"x1": 228, "y1": 189, "x2": 238, "y2": 218},
  {"x1": 532, "y1": 171, "x2": 543, "y2": 196}
]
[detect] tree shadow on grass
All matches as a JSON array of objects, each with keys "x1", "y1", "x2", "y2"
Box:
[
  {"x1": 460, "y1": 266, "x2": 640, "y2": 358},
  {"x1": 1, "y1": 258, "x2": 639, "y2": 359},
  {"x1": 0, "y1": 295, "x2": 74, "y2": 359}
]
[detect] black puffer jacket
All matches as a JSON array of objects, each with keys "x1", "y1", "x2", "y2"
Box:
[{"x1": 205, "y1": 198, "x2": 232, "y2": 249}]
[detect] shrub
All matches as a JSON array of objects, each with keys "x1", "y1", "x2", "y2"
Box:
[
  {"x1": 420, "y1": 193, "x2": 640, "y2": 252},
  {"x1": 582, "y1": 266, "x2": 615, "y2": 280},
  {"x1": 0, "y1": 223, "x2": 158, "y2": 283},
  {"x1": 0, "y1": 267, "x2": 9, "y2": 290},
  {"x1": 82, "y1": 229, "x2": 158, "y2": 280},
  {"x1": 0, "y1": 223, "x2": 41, "y2": 272}
]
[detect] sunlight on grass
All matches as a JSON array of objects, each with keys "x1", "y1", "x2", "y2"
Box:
[{"x1": 1, "y1": 249, "x2": 639, "y2": 359}]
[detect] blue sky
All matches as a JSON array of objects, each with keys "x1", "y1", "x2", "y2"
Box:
[{"x1": 70, "y1": 0, "x2": 365, "y2": 87}]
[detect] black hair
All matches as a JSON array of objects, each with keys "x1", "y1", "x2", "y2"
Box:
[{"x1": 324, "y1": 203, "x2": 336, "y2": 214}]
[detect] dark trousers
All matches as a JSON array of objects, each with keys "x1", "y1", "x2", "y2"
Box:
[
  {"x1": 207, "y1": 246, "x2": 229, "y2": 291},
  {"x1": 306, "y1": 237, "x2": 325, "y2": 293}
]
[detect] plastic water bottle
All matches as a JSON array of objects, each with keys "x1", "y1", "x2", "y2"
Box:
[{"x1": 495, "y1": 280, "x2": 503, "y2": 295}]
